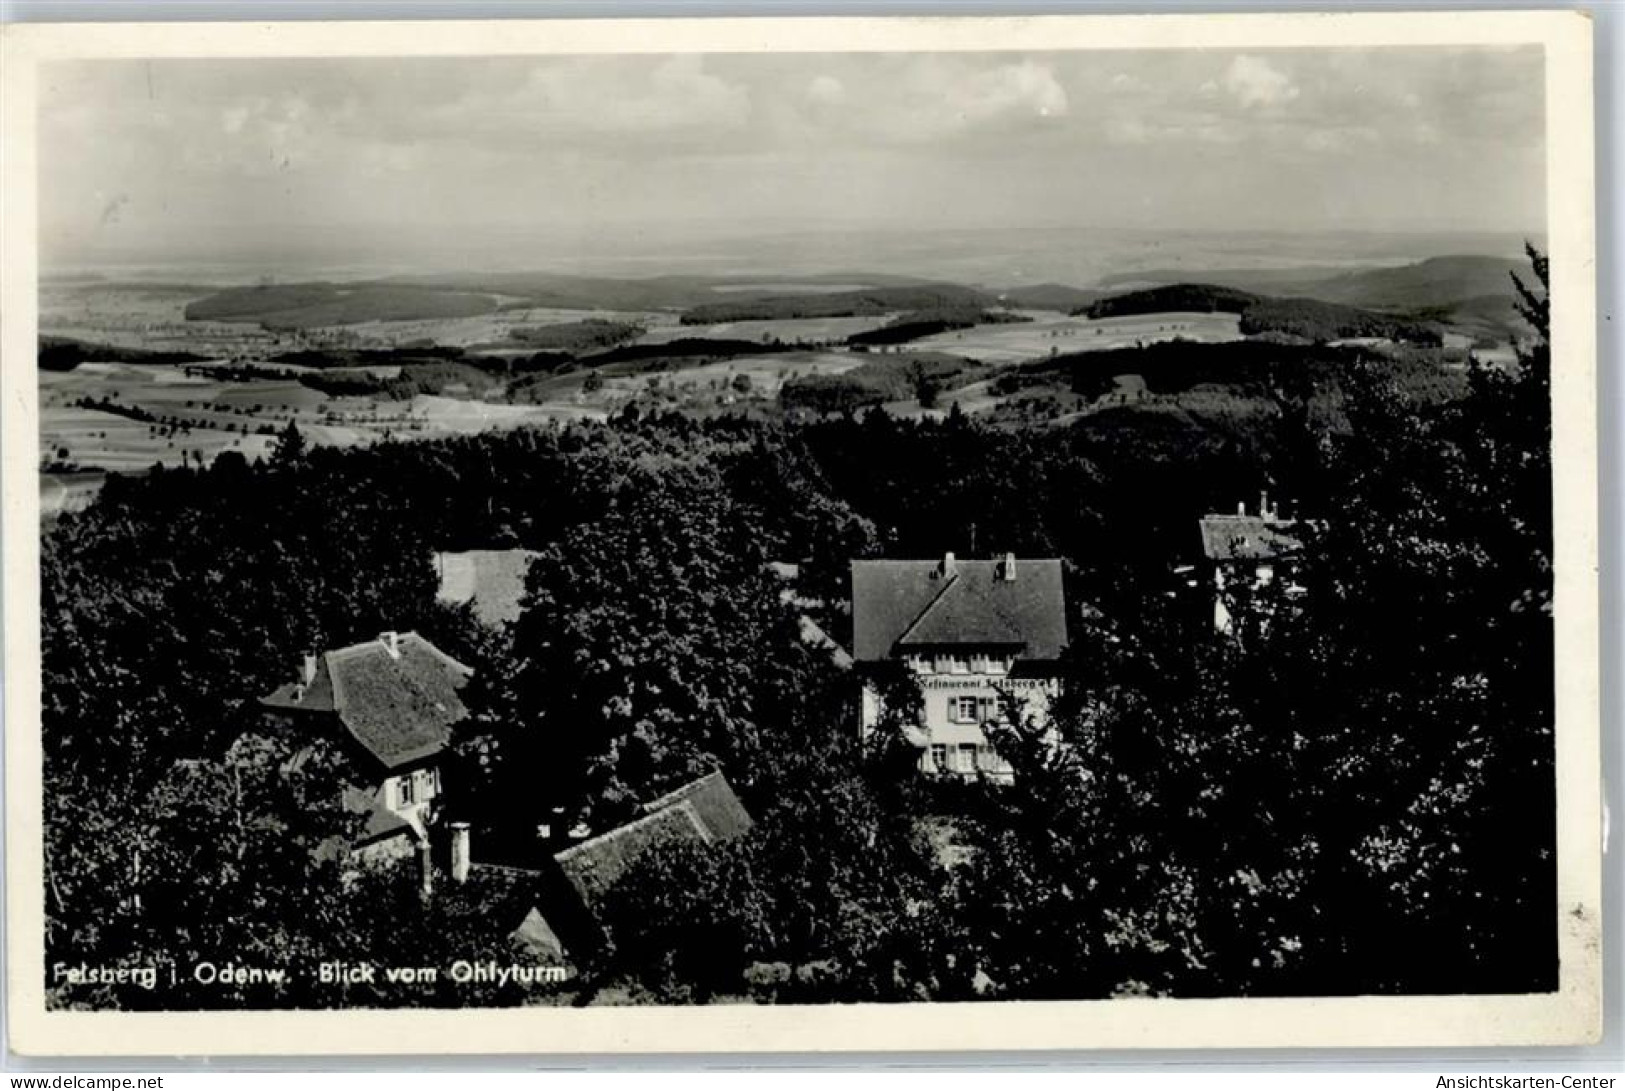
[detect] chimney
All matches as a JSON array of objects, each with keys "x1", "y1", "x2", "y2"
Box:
[
  {"x1": 941, "y1": 551, "x2": 957, "y2": 578},
  {"x1": 1237, "y1": 501, "x2": 1246, "y2": 516},
  {"x1": 381, "y1": 631, "x2": 401, "y2": 659},
  {"x1": 1260, "y1": 491, "x2": 1273, "y2": 521},
  {"x1": 1000, "y1": 552, "x2": 1017, "y2": 582},
  {"x1": 450, "y1": 822, "x2": 471, "y2": 884},
  {"x1": 301, "y1": 652, "x2": 317, "y2": 686},
  {"x1": 417, "y1": 838, "x2": 434, "y2": 898}
]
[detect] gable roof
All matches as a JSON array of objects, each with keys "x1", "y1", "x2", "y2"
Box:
[
  {"x1": 260, "y1": 632, "x2": 473, "y2": 771},
  {"x1": 1199, "y1": 515, "x2": 1304, "y2": 563},
  {"x1": 435, "y1": 549, "x2": 540, "y2": 628},
  {"x1": 850, "y1": 558, "x2": 1067, "y2": 662},
  {"x1": 553, "y1": 771, "x2": 753, "y2": 908},
  {"x1": 639, "y1": 770, "x2": 755, "y2": 841}
]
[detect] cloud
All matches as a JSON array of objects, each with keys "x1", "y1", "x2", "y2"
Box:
[
  {"x1": 853, "y1": 57, "x2": 1069, "y2": 141},
  {"x1": 806, "y1": 75, "x2": 845, "y2": 106},
  {"x1": 955, "y1": 60, "x2": 1068, "y2": 123},
  {"x1": 1224, "y1": 55, "x2": 1299, "y2": 108},
  {"x1": 507, "y1": 55, "x2": 752, "y2": 139}
]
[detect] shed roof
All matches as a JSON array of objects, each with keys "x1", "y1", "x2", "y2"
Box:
[
  {"x1": 1198, "y1": 515, "x2": 1304, "y2": 562},
  {"x1": 850, "y1": 558, "x2": 1067, "y2": 662}
]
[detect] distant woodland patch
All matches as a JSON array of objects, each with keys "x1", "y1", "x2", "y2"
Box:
[
  {"x1": 1080, "y1": 284, "x2": 1443, "y2": 345},
  {"x1": 846, "y1": 307, "x2": 1030, "y2": 347},
  {"x1": 184, "y1": 283, "x2": 506, "y2": 329},
  {"x1": 679, "y1": 285, "x2": 992, "y2": 325},
  {"x1": 505, "y1": 319, "x2": 645, "y2": 352},
  {"x1": 39, "y1": 335, "x2": 210, "y2": 371}
]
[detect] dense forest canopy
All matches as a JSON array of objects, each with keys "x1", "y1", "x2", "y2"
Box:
[{"x1": 39, "y1": 250, "x2": 1555, "y2": 1009}]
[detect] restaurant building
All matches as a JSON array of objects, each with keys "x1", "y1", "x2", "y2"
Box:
[{"x1": 851, "y1": 553, "x2": 1067, "y2": 782}]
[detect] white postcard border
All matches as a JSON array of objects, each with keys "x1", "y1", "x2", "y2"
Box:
[{"x1": 0, "y1": 10, "x2": 1601, "y2": 1056}]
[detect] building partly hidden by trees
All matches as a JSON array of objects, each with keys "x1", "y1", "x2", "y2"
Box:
[{"x1": 38, "y1": 249, "x2": 1556, "y2": 1008}]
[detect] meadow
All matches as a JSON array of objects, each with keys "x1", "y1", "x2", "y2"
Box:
[
  {"x1": 907, "y1": 310, "x2": 1244, "y2": 363},
  {"x1": 634, "y1": 315, "x2": 895, "y2": 346}
]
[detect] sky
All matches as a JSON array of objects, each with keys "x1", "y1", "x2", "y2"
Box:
[{"x1": 38, "y1": 47, "x2": 1546, "y2": 274}]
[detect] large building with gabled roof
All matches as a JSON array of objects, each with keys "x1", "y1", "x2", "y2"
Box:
[
  {"x1": 1197, "y1": 493, "x2": 1306, "y2": 633},
  {"x1": 260, "y1": 630, "x2": 473, "y2": 859},
  {"x1": 851, "y1": 553, "x2": 1067, "y2": 782}
]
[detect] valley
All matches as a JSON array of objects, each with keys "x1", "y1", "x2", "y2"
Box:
[{"x1": 36, "y1": 251, "x2": 1535, "y2": 518}]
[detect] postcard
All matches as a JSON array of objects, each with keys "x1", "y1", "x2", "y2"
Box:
[{"x1": 0, "y1": 10, "x2": 1600, "y2": 1056}]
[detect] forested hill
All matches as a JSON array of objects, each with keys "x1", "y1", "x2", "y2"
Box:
[
  {"x1": 678, "y1": 284, "x2": 992, "y2": 325},
  {"x1": 1082, "y1": 283, "x2": 1262, "y2": 319},
  {"x1": 1097, "y1": 254, "x2": 1536, "y2": 311},
  {"x1": 1080, "y1": 283, "x2": 1443, "y2": 344},
  {"x1": 179, "y1": 273, "x2": 974, "y2": 329}
]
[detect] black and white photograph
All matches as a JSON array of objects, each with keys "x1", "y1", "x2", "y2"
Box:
[{"x1": 0, "y1": 12, "x2": 1602, "y2": 1055}]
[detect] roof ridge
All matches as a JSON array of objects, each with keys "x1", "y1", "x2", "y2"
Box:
[
  {"x1": 553, "y1": 801, "x2": 709, "y2": 864},
  {"x1": 854, "y1": 557, "x2": 1064, "y2": 565},
  {"x1": 323, "y1": 650, "x2": 348, "y2": 712},
  {"x1": 639, "y1": 769, "x2": 724, "y2": 815},
  {"x1": 896, "y1": 571, "x2": 962, "y2": 648},
  {"x1": 403, "y1": 630, "x2": 476, "y2": 677}
]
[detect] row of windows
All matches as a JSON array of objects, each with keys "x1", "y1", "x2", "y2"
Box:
[
  {"x1": 927, "y1": 742, "x2": 1010, "y2": 774},
  {"x1": 393, "y1": 767, "x2": 440, "y2": 809},
  {"x1": 906, "y1": 653, "x2": 1013, "y2": 676},
  {"x1": 949, "y1": 695, "x2": 998, "y2": 724}
]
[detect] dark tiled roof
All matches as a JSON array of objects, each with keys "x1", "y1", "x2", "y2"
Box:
[
  {"x1": 553, "y1": 805, "x2": 710, "y2": 907},
  {"x1": 640, "y1": 770, "x2": 755, "y2": 841},
  {"x1": 851, "y1": 558, "x2": 1067, "y2": 662},
  {"x1": 553, "y1": 771, "x2": 753, "y2": 908},
  {"x1": 435, "y1": 549, "x2": 540, "y2": 628},
  {"x1": 260, "y1": 658, "x2": 336, "y2": 713},
  {"x1": 260, "y1": 632, "x2": 473, "y2": 771},
  {"x1": 1199, "y1": 515, "x2": 1304, "y2": 562}
]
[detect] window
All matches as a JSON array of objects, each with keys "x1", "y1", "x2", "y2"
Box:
[
  {"x1": 955, "y1": 744, "x2": 977, "y2": 773},
  {"x1": 397, "y1": 776, "x2": 415, "y2": 807},
  {"x1": 929, "y1": 743, "x2": 948, "y2": 771},
  {"x1": 954, "y1": 695, "x2": 980, "y2": 723}
]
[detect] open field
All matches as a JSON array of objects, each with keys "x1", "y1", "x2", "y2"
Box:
[
  {"x1": 38, "y1": 357, "x2": 573, "y2": 489},
  {"x1": 410, "y1": 395, "x2": 604, "y2": 430},
  {"x1": 332, "y1": 307, "x2": 667, "y2": 350},
  {"x1": 40, "y1": 405, "x2": 279, "y2": 472},
  {"x1": 907, "y1": 310, "x2": 1244, "y2": 363},
  {"x1": 40, "y1": 284, "x2": 289, "y2": 356},
  {"x1": 634, "y1": 315, "x2": 895, "y2": 346},
  {"x1": 620, "y1": 351, "x2": 863, "y2": 398}
]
